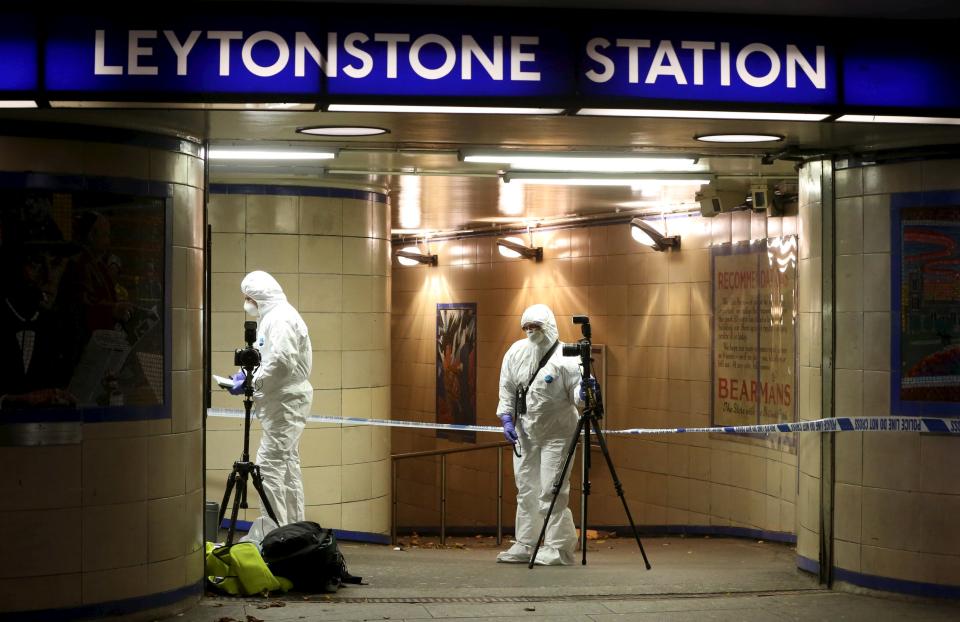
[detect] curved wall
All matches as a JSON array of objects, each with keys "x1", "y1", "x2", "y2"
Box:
[
  {"x1": 798, "y1": 158, "x2": 960, "y2": 596},
  {"x1": 0, "y1": 125, "x2": 205, "y2": 618},
  {"x1": 206, "y1": 183, "x2": 391, "y2": 538}
]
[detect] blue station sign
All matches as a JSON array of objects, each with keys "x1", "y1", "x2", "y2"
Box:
[{"x1": 0, "y1": 8, "x2": 957, "y2": 114}]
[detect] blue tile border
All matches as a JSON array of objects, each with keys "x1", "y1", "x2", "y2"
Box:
[
  {"x1": 797, "y1": 554, "x2": 960, "y2": 599},
  {"x1": 220, "y1": 519, "x2": 390, "y2": 545},
  {"x1": 1, "y1": 580, "x2": 203, "y2": 621},
  {"x1": 210, "y1": 183, "x2": 388, "y2": 204}
]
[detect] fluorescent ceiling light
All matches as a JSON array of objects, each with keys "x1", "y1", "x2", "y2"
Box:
[
  {"x1": 836, "y1": 114, "x2": 960, "y2": 125},
  {"x1": 208, "y1": 149, "x2": 337, "y2": 161},
  {"x1": 328, "y1": 103, "x2": 564, "y2": 115},
  {"x1": 696, "y1": 134, "x2": 783, "y2": 143},
  {"x1": 50, "y1": 101, "x2": 313, "y2": 110},
  {"x1": 503, "y1": 172, "x2": 712, "y2": 186},
  {"x1": 462, "y1": 151, "x2": 697, "y2": 172},
  {"x1": 297, "y1": 125, "x2": 389, "y2": 136},
  {"x1": 0, "y1": 100, "x2": 37, "y2": 109},
  {"x1": 577, "y1": 108, "x2": 828, "y2": 122}
]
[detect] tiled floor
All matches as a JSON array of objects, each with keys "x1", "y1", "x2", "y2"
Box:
[{"x1": 176, "y1": 535, "x2": 960, "y2": 621}]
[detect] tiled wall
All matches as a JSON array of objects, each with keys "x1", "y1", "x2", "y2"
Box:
[
  {"x1": 0, "y1": 135, "x2": 205, "y2": 615},
  {"x1": 392, "y1": 211, "x2": 800, "y2": 536},
  {"x1": 826, "y1": 159, "x2": 960, "y2": 589},
  {"x1": 207, "y1": 186, "x2": 391, "y2": 535}
]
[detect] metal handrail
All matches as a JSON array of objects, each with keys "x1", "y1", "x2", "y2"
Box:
[{"x1": 391, "y1": 441, "x2": 512, "y2": 546}]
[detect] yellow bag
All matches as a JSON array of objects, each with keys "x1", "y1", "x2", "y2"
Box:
[{"x1": 205, "y1": 541, "x2": 293, "y2": 596}]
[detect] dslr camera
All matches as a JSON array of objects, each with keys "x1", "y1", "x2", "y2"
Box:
[{"x1": 234, "y1": 320, "x2": 262, "y2": 370}]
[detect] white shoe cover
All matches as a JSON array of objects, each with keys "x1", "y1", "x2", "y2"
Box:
[
  {"x1": 533, "y1": 546, "x2": 575, "y2": 566},
  {"x1": 496, "y1": 542, "x2": 532, "y2": 563}
]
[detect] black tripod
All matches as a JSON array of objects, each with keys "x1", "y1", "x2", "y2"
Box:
[
  {"x1": 217, "y1": 321, "x2": 278, "y2": 546},
  {"x1": 528, "y1": 316, "x2": 651, "y2": 570}
]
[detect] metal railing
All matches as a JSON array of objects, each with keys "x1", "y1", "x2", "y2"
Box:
[{"x1": 391, "y1": 441, "x2": 512, "y2": 546}]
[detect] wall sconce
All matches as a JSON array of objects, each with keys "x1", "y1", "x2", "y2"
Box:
[
  {"x1": 630, "y1": 218, "x2": 681, "y2": 252},
  {"x1": 497, "y1": 236, "x2": 543, "y2": 261},
  {"x1": 396, "y1": 245, "x2": 438, "y2": 266}
]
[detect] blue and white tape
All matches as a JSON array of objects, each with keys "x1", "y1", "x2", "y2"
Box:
[{"x1": 207, "y1": 409, "x2": 960, "y2": 435}]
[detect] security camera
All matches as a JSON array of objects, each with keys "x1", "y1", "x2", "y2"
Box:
[
  {"x1": 749, "y1": 184, "x2": 772, "y2": 212},
  {"x1": 696, "y1": 182, "x2": 747, "y2": 217}
]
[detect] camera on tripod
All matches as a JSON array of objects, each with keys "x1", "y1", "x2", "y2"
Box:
[
  {"x1": 562, "y1": 315, "x2": 592, "y2": 359},
  {"x1": 234, "y1": 320, "x2": 261, "y2": 370}
]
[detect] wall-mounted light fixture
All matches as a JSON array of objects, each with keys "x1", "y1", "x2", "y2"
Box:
[
  {"x1": 396, "y1": 245, "x2": 438, "y2": 266},
  {"x1": 497, "y1": 236, "x2": 543, "y2": 261},
  {"x1": 630, "y1": 218, "x2": 680, "y2": 252}
]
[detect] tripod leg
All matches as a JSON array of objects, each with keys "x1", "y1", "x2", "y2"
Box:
[
  {"x1": 528, "y1": 416, "x2": 585, "y2": 569},
  {"x1": 592, "y1": 425, "x2": 652, "y2": 570},
  {"x1": 251, "y1": 465, "x2": 280, "y2": 525},
  {"x1": 217, "y1": 470, "x2": 237, "y2": 530},
  {"x1": 581, "y1": 417, "x2": 591, "y2": 565},
  {"x1": 226, "y1": 466, "x2": 248, "y2": 547}
]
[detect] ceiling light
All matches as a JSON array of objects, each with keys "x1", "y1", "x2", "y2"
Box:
[
  {"x1": 396, "y1": 246, "x2": 437, "y2": 267},
  {"x1": 50, "y1": 102, "x2": 315, "y2": 110},
  {"x1": 696, "y1": 134, "x2": 783, "y2": 143},
  {"x1": 297, "y1": 126, "x2": 390, "y2": 136},
  {"x1": 630, "y1": 218, "x2": 681, "y2": 252},
  {"x1": 577, "y1": 108, "x2": 829, "y2": 122},
  {"x1": 497, "y1": 236, "x2": 542, "y2": 261},
  {"x1": 208, "y1": 149, "x2": 337, "y2": 160},
  {"x1": 461, "y1": 150, "x2": 697, "y2": 172},
  {"x1": 0, "y1": 100, "x2": 37, "y2": 108},
  {"x1": 836, "y1": 114, "x2": 960, "y2": 125},
  {"x1": 327, "y1": 104, "x2": 564, "y2": 115},
  {"x1": 502, "y1": 172, "x2": 713, "y2": 186}
]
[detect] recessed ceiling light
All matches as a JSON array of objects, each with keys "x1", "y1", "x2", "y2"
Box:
[
  {"x1": 208, "y1": 149, "x2": 337, "y2": 160},
  {"x1": 297, "y1": 126, "x2": 390, "y2": 137},
  {"x1": 696, "y1": 134, "x2": 783, "y2": 143}
]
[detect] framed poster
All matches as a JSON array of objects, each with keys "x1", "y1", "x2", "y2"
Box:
[
  {"x1": 892, "y1": 193, "x2": 960, "y2": 415},
  {"x1": 712, "y1": 236, "x2": 798, "y2": 451},
  {"x1": 436, "y1": 303, "x2": 477, "y2": 443}
]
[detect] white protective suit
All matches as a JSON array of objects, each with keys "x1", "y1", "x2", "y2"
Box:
[
  {"x1": 496, "y1": 304, "x2": 581, "y2": 565},
  {"x1": 241, "y1": 271, "x2": 314, "y2": 526}
]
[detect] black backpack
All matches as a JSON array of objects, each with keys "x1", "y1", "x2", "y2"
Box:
[{"x1": 260, "y1": 521, "x2": 362, "y2": 592}]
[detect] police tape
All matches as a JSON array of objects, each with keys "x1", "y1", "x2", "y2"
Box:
[{"x1": 206, "y1": 409, "x2": 960, "y2": 435}]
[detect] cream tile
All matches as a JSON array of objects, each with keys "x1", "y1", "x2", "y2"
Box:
[
  {"x1": 835, "y1": 431, "x2": 863, "y2": 485},
  {"x1": 0, "y1": 445, "x2": 81, "y2": 511},
  {"x1": 343, "y1": 236, "x2": 373, "y2": 275},
  {"x1": 82, "y1": 502, "x2": 146, "y2": 571},
  {"x1": 303, "y1": 312, "x2": 342, "y2": 350},
  {"x1": 835, "y1": 312, "x2": 863, "y2": 370},
  {"x1": 147, "y1": 556, "x2": 186, "y2": 594},
  {"x1": 862, "y1": 194, "x2": 891, "y2": 254},
  {"x1": 246, "y1": 233, "x2": 299, "y2": 273},
  {"x1": 0, "y1": 573, "x2": 81, "y2": 611},
  {"x1": 862, "y1": 312, "x2": 891, "y2": 371},
  {"x1": 310, "y1": 351, "x2": 342, "y2": 390},
  {"x1": 302, "y1": 465, "x2": 342, "y2": 505},
  {"x1": 300, "y1": 426, "x2": 342, "y2": 468},
  {"x1": 172, "y1": 184, "x2": 204, "y2": 249},
  {"x1": 343, "y1": 275, "x2": 373, "y2": 312},
  {"x1": 836, "y1": 197, "x2": 863, "y2": 255},
  {"x1": 919, "y1": 493, "x2": 960, "y2": 556},
  {"x1": 862, "y1": 371, "x2": 890, "y2": 418},
  {"x1": 834, "y1": 482, "x2": 862, "y2": 543},
  {"x1": 834, "y1": 370, "x2": 863, "y2": 419},
  {"x1": 341, "y1": 313, "x2": 372, "y2": 350},
  {"x1": 211, "y1": 233, "x2": 245, "y2": 274},
  {"x1": 667, "y1": 315, "x2": 691, "y2": 348},
  {"x1": 149, "y1": 496, "x2": 186, "y2": 562},
  {"x1": 342, "y1": 350, "x2": 371, "y2": 389},
  {"x1": 315, "y1": 389, "x2": 343, "y2": 417},
  {"x1": 300, "y1": 274, "x2": 342, "y2": 312},
  {"x1": 835, "y1": 167, "x2": 863, "y2": 198},
  {"x1": 922, "y1": 158, "x2": 960, "y2": 191},
  {"x1": 209, "y1": 193, "x2": 245, "y2": 233},
  {"x1": 171, "y1": 245, "x2": 187, "y2": 310},
  {"x1": 211, "y1": 272, "x2": 243, "y2": 312},
  {"x1": 836, "y1": 254, "x2": 863, "y2": 313},
  {"x1": 921, "y1": 435, "x2": 960, "y2": 494},
  {"x1": 862, "y1": 254, "x2": 891, "y2": 312},
  {"x1": 305, "y1": 504, "x2": 342, "y2": 529},
  {"x1": 82, "y1": 564, "x2": 149, "y2": 604},
  {"x1": 83, "y1": 437, "x2": 148, "y2": 505},
  {"x1": 863, "y1": 161, "x2": 923, "y2": 195},
  {"x1": 862, "y1": 432, "x2": 920, "y2": 491},
  {"x1": 342, "y1": 388, "x2": 372, "y2": 421},
  {"x1": 834, "y1": 539, "x2": 861, "y2": 573},
  {"x1": 342, "y1": 424, "x2": 373, "y2": 464},
  {"x1": 861, "y1": 488, "x2": 921, "y2": 553},
  {"x1": 147, "y1": 433, "x2": 186, "y2": 499},
  {"x1": 342, "y1": 198, "x2": 372, "y2": 237},
  {"x1": 298, "y1": 235, "x2": 342, "y2": 273},
  {"x1": 0, "y1": 509, "x2": 81, "y2": 578},
  {"x1": 246, "y1": 194, "x2": 298, "y2": 234},
  {"x1": 300, "y1": 196, "x2": 341, "y2": 235},
  {"x1": 342, "y1": 461, "x2": 373, "y2": 502},
  {"x1": 185, "y1": 429, "x2": 202, "y2": 493}
]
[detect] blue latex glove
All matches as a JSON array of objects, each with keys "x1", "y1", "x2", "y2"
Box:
[
  {"x1": 227, "y1": 371, "x2": 247, "y2": 395},
  {"x1": 499, "y1": 413, "x2": 518, "y2": 444},
  {"x1": 579, "y1": 377, "x2": 601, "y2": 403}
]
